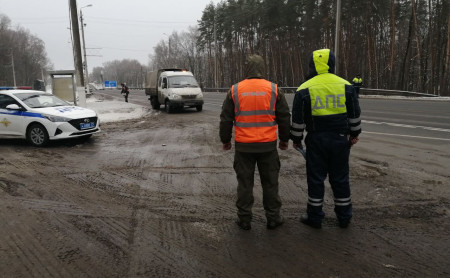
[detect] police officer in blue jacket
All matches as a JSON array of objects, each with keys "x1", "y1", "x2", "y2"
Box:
[{"x1": 290, "y1": 49, "x2": 361, "y2": 229}]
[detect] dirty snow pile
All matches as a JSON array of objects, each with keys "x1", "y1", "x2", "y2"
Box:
[{"x1": 85, "y1": 94, "x2": 152, "y2": 123}]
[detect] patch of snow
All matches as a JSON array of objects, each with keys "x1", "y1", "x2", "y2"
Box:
[{"x1": 86, "y1": 95, "x2": 153, "y2": 123}]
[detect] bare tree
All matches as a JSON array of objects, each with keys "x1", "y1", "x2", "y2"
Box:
[
  {"x1": 97, "y1": 59, "x2": 147, "y2": 88},
  {"x1": 0, "y1": 14, "x2": 50, "y2": 87}
]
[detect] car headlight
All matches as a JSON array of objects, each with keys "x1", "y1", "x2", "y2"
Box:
[
  {"x1": 196, "y1": 92, "x2": 203, "y2": 99},
  {"x1": 42, "y1": 114, "x2": 71, "y2": 122},
  {"x1": 170, "y1": 93, "x2": 181, "y2": 100}
]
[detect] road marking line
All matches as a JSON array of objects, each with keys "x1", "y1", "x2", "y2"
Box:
[
  {"x1": 363, "y1": 131, "x2": 450, "y2": 141},
  {"x1": 205, "y1": 102, "x2": 223, "y2": 107},
  {"x1": 362, "y1": 120, "x2": 450, "y2": 132}
]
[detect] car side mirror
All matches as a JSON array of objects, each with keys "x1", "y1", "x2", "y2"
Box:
[{"x1": 6, "y1": 104, "x2": 22, "y2": 110}]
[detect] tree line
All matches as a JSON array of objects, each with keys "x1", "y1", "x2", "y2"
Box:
[
  {"x1": 2, "y1": 0, "x2": 448, "y2": 96},
  {"x1": 90, "y1": 59, "x2": 147, "y2": 88},
  {"x1": 150, "y1": 0, "x2": 449, "y2": 96},
  {"x1": 0, "y1": 14, "x2": 51, "y2": 87}
]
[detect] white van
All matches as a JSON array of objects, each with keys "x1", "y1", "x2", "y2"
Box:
[{"x1": 145, "y1": 69, "x2": 204, "y2": 113}]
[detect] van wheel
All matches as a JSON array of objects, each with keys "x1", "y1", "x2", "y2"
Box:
[
  {"x1": 165, "y1": 100, "x2": 173, "y2": 113},
  {"x1": 196, "y1": 105, "x2": 203, "y2": 112},
  {"x1": 27, "y1": 123, "x2": 49, "y2": 147},
  {"x1": 151, "y1": 97, "x2": 160, "y2": 110}
]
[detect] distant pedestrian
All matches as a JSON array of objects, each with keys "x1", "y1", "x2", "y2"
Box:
[
  {"x1": 291, "y1": 49, "x2": 362, "y2": 229},
  {"x1": 352, "y1": 74, "x2": 363, "y2": 98},
  {"x1": 220, "y1": 54, "x2": 291, "y2": 230},
  {"x1": 120, "y1": 83, "x2": 129, "y2": 102}
]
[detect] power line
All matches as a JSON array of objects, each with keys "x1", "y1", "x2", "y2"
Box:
[
  {"x1": 88, "y1": 16, "x2": 196, "y2": 25},
  {"x1": 100, "y1": 47, "x2": 149, "y2": 53},
  {"x1": 11, "y1": 20, "x2": 68, "y2": 25},
  {"x1": 8, "y1": 16, "x2": 197, "y2": 27}
]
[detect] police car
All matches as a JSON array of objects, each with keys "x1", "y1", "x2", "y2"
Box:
[{"x1": 0, "y1": 89, "x2": 100, "y2": 147}]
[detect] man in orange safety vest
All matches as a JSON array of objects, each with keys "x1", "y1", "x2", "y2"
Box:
[{"x1": 220, "y1": 54, "x2": 291, "y2": 230}]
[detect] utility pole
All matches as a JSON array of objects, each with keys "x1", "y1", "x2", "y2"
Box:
[
  {"x1": 334, "y1": 0, "x2": 342, "y2": 75},
  {"x1": 69, "y1": 0, "x2": 84, "y2": 87},
  {"x1": 41, "y1": 68, "x2": 45, "y2": 89},
  {"x1": 214, "y1": 13, "x2": 218, "y2": 88},
  {"x1": 168, "y1": 37, "x2": 171, "y2": 65},
  {"x1": 100, "y1": 70, "x2": 104, "y2": 89},
  {"x1": 80, "y1": 5, "x2": 92, "y2": 94},
  {"x1": 163, "y1": 33, "x2": 171, "y2": 67},
  {"x1": 11, "y1": 50, "x2": 16, "y2": 87}
]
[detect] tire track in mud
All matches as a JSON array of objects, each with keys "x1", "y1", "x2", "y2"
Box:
[
  {"x1": 64, "y1": 165, "x2": 239, "y2": 276},
  {"x1": 0, "y1": 213, "x2": 73, "y2": 278},
  {"x1": 0, "y1": 178, "x2": 23, "y2": 197},
  {"x1": 18, "y1": 198, "x2": 92, "y2": 216},
  {"x1": 0, "y1": 150, "x2": 128, "y2": 277},
  {"x1": 3, "y1": 151, "x2": 142, "y2": 276},
  {"x1": 127, "y1": 218, "x2": 196, "y2": 277},
  {"x1": 0, "y1": 180, "x2": 133, "y2": 277},
  {"x1": 294, "y1": 228, "x2": 413, "y2": 277},
  {"x1": 126, "y1": 212, "x2": 242, "y2": 278},
  {"x1": 64, "y1": 162, "x2": 247, "y2": 277},
  {"x1": 125, "y1": 170, "x2": 276, "y2": 278},
  {"x1": 352, "y1": 201, "x2": 450, "y2": 276},
  {"x1": 129, "y1": 167, "x2": 236, "y2": 221},
  {"x1": 65, "y1": 162, "x2": 213, "y2": 276},
  {"x1": 61, "y1": 171, "x2": 143, "y2": 275},
  {"x1": 367, "y1": 230, "x2": 442, "y2": 275},
  {"x1": 46, "y1": 213, "x2": 129, "y2": 277}
]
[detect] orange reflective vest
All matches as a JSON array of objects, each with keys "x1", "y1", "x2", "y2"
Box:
[{"x1": 231, "y1": 79, "x2": 278, "y2": 143}]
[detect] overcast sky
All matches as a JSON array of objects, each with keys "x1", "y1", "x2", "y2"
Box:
[{"x1": 0, "y1": 0, "x2": 221, "y2": 72}]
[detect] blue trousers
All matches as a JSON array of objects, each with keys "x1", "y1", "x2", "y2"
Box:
[{"x1": 305, "y1": 132, "x2": 352, "y2": 223}]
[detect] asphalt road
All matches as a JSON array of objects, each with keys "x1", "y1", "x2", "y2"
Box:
[
  {"x1": 208, "y1": 93, "x2": 450, "y2": 144},
  {"x1": 107, "y1": 89, "x2": 450, "y2": 145}
]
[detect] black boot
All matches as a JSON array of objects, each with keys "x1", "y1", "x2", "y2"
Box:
[
  {"x1": 235, "y1": 219, "x2": 251, "y2": 230},
  {"x1": 338, "y1": 219, "x2": 350, "y2": 228},
  {"x1": 267, "y1": 216, "x2": 284, "y2": 230},
  {"x1": 300, "y1": 214, "x2": 322, "y2": 229}
]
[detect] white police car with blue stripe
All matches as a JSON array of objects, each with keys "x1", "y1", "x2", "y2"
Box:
[{"x1": 0, "y1": 90, "x2": 100, "y2": 147}]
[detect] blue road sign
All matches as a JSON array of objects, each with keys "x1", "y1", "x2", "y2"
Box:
[{"x1": 104, "y1": 80, "x2": 117, "y2": 88}]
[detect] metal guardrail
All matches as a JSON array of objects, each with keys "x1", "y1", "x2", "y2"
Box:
[
  {"x1": 106, "y1": 86, "x2": 440, "y2": 97},
  {"x1": 202, "y1": 88, "x2": 229, "y2": 92},
  {"x1": 202, "y1": 87, "x2": 440, "y2": 97},
  {"x1": 202, "y1": 87, "x2": 299, "y2": 93},
  {"x1": 359, "y1": 88, "x2": 439, "y2": 97}
]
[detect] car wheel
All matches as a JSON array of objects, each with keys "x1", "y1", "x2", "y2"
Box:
[
  {"x1": 196, "y1": 105, "x2": 203, "y2": 112},
  {"x1": 27, "y1": 123, "x2": 49, "y2": 147}
]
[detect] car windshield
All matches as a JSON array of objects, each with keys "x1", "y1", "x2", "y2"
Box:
[
  {"x1": 168, "y1": 76, "x2": 199, "y2": 88},
  {"x1": 14, "y1": 92, "x2": 69, "y2": 108}
]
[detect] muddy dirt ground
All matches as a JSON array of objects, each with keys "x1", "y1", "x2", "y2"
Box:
[{"x1": 1, "y1": 108, "x2": 449, "y2": 277}]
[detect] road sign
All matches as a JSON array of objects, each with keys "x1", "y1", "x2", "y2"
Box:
[{"x1": 104, "y1": 80, "x2": 117, "y2": 88}]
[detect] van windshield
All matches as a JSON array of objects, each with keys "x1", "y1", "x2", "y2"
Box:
[{"x1": 168, "y1": 76, "x2": 199, "y2": 88}]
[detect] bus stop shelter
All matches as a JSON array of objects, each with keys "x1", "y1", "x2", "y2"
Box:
[{"x1": 48, "y1": 70, "x2": 86, "y2": 107}]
